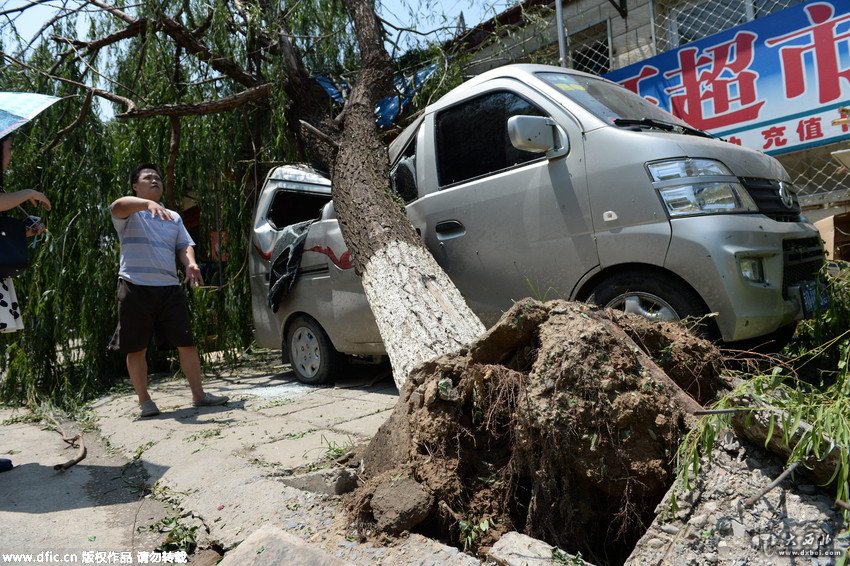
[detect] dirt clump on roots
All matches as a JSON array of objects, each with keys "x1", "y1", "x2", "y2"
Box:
[{"x1": 348, "y1": 299, "x2": 727, "y2": 565}]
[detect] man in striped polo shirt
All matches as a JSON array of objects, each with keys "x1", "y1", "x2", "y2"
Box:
[{"x1": 110, "y1": 163, "x2": 227, "y2": 418}]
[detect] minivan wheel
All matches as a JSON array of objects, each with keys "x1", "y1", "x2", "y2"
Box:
[
  {"x1": 590, "y1": 271, "x2": 717, "y2": 337},
  {"x1": 284, "y1": 316, "x2": 341, "y2": 385}
]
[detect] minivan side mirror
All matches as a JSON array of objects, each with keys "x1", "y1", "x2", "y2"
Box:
[{"x1": 507, "y1": 115, "x2": 569, "y2": 159}]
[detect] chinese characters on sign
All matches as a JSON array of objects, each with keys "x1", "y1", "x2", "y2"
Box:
[{"x1": 604, "y1": 0, "x2": 850, "y2": 155}]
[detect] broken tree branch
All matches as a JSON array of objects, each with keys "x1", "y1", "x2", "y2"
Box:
[
  {"x1": 694, "y1": 408, "x2": 751, "y2": 416},
  {"x1": 44, "y1": 90, "x2": 93, "y2": 152},
  {"x1": 732, "y1": 407, "x2": 845, "y2": 486},
  {"x1": 300, "y1": 119, "x2": 340, "y2": 150},
  {"x1": 116, "y1": 83, "x2": 271, "y2": 118},
  {"x1": 47, "y1": 415, "x2": 87, "y2": 472},
  {"x1": 744, "y1": 461, "x2": 801, "y2": 507},
  {"x1": 54, "y1": 433, "x2": 87, "y2": 472}
]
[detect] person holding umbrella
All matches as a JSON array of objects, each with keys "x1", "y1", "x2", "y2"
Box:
[
  {"x1": 0, "y1": 92, "x2": 58, "y2": 334},
  {"x1": 0, "y1": 92, "x2": 58, "y2": 473}
]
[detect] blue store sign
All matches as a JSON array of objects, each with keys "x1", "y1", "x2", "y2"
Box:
[{"x1": 604, "y1": 0, "x2": 850, "y2": 155}]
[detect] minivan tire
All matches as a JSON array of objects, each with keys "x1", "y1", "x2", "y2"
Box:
[
  {"x1": 284, "y1": 315, "x2": 342, "y2": 385},
  {"x1": 590, "y1": 271, "x2": 718, "y2": 338}
]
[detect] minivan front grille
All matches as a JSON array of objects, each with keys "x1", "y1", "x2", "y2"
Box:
[
  {"x1": 740, "y1": 177, "x2": 801, "y2": 222},
  {"x1": 783, "y1": 237, "x2": 825, "y2": 298}
]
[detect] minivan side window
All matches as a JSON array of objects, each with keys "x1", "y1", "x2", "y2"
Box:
[
  {"x1": 435, "y1": 91, "x2": 546, "y2": 187},
  {"x1": 266, "y1": 189, "x2": 331, "y2": 229},
  {"x1": 390, "y1": 136, "x2": 418, "y2": 204}
]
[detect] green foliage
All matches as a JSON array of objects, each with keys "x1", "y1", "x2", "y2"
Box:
[
  {"x1": 783, "y1": 263, "x2": 850, "y2": 379},
  {"x1": 551, "y1": 547, "x2": 585, "y2": 565},
  {"x1": 147, "y1": 516, "x2": 198, "y2": 554},
  {"x1": 675, "y1": 266, "x2": 850, "y2": 528},
  {"x1": 458, "y1": 516, "x2": 491, "y2": 552},
  {"x1": 320, "y1": 434, "x2": 355, "y2": 460}
]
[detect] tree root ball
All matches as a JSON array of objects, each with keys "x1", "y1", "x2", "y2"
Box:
[{"x1": 349, "y1": 299, "x2": 723, "y2": 565}]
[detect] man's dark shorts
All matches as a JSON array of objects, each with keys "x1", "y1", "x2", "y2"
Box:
[{"x1": 110, "y1": 278, "x2": 195, "y2": 353}]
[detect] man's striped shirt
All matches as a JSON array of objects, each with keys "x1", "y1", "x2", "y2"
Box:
[{"x1": 111, "y1": 205, "x2": 195, "y2": 286}]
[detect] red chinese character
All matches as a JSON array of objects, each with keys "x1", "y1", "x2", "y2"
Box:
[
  {"x1": 765, "y1": 3, "x2": 850, "y2": 104},
  {"x1": 664, "y1": 32, "x2": 766, "y2": 130},
  {"x1": 727, "y1": 136, "x2": 743, "y2": 145},
  {"x1": 762, "y1": 126, "x2": 788, "y2": 149},
  {"x1": 796, "y1": 117, "x2": 824, "y2": 141}
]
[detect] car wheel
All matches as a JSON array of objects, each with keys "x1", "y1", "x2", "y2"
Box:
[
  {"x1": 284, "y1": 316, "x2": 341, "y2": 384},
  {"x1": 590, "y1": 271, "x2": 717, "y2": 337}
]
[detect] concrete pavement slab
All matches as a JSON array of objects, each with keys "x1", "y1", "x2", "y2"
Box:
[
  {"x1": 1, "y1": 351, "x2": 479, "y2": 565},
  {"x1": 0, "y1": 409, "x2": 168, "y2": 559}
]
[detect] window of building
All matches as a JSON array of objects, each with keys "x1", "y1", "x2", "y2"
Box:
[
  {"x1": 569, "y1": 23, "x2": 610, "y2": 75},
  {"x1": 523, "y1": 21, "x2": 610, "y2": 76},
  {"x1": 435, "y1": 91, "x2": 546, "y2": 187}
]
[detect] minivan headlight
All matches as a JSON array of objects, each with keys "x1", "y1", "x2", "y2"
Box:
[
  {"x1": 657, "y1": 182, "x2": 759, "y2": 216},
  {"x1": 647, "y1": 158, "x2": 732, "y2": 181}
]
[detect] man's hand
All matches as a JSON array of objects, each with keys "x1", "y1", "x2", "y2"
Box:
[
  {"x1": 184, "y1": 263, "x2": 204, "y2": 288},
  {"x1": 146, "y1": 200, "x2": 173, "y2": 221}
]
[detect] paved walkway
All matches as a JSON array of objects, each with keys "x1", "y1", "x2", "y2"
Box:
[{"x1": 0, "y1": 351, "x2": 479, "y2": 565}]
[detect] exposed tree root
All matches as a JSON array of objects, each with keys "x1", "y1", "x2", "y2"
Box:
[{"x1": 349, "y1": 299, "x2": 723, "y2": 564}]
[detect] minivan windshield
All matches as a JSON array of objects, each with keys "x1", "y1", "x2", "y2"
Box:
[{"x1": 536, "y1": 71, "x2": 697, "y2": 132}]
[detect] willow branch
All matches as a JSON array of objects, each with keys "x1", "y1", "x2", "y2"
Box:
[
  {"x1": 0, "y1": 0, "x2": 55, "y2": 17},
  {"x1": 159, "y1": 16, "x2": 258, "y2": 87},
  {"x1": 52, "y1": 19, "x2": 147, "y2": 56},
  {"x1": 44, "y1": 91, "x2": 93, "y2": 152},
  {"x1": 117, "y1": 83, "x2": 271, "y2": 118},
  {"x1": 84, "y1": 0, "x2": 135, "y2": 26},
  {"x1": 1, "y1": 51, "x2": 137, "y2": 112},
  {"x1": 165, "y1": 116, "x2": 180, "y2": 208},
  {"x1": 744, "y1": 461, "x2": 801, "y2": 507}
]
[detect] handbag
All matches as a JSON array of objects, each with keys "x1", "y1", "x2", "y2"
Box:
[{"x1": 0, "y1": 214, "x2": 28, "y2": 278}]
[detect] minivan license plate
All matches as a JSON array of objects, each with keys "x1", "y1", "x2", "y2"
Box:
[{"x1": 801, "y1": 280, "x2": 829, "y2": 318}]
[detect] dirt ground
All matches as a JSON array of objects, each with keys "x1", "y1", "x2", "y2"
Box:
[{"x1": 349, "y1": 299, "x2": 733, "y2": 565}]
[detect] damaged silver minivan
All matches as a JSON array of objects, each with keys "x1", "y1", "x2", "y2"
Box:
[{"x1": 250, "y1": 64, "x2": 825, "y2": 384}]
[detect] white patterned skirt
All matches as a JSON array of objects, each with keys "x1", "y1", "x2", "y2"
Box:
[{"x1": 0, "y1": 278, "x2": 24, "y2": 333}]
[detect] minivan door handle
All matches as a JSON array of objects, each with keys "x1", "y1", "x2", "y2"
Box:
[{"x1": 434, "y1": 220, "x2": 466, "y2": 241}]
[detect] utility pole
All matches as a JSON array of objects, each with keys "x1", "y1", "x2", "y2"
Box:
[{"x1": 555, "y1": 0, "x2": 568, "y2": 68}]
